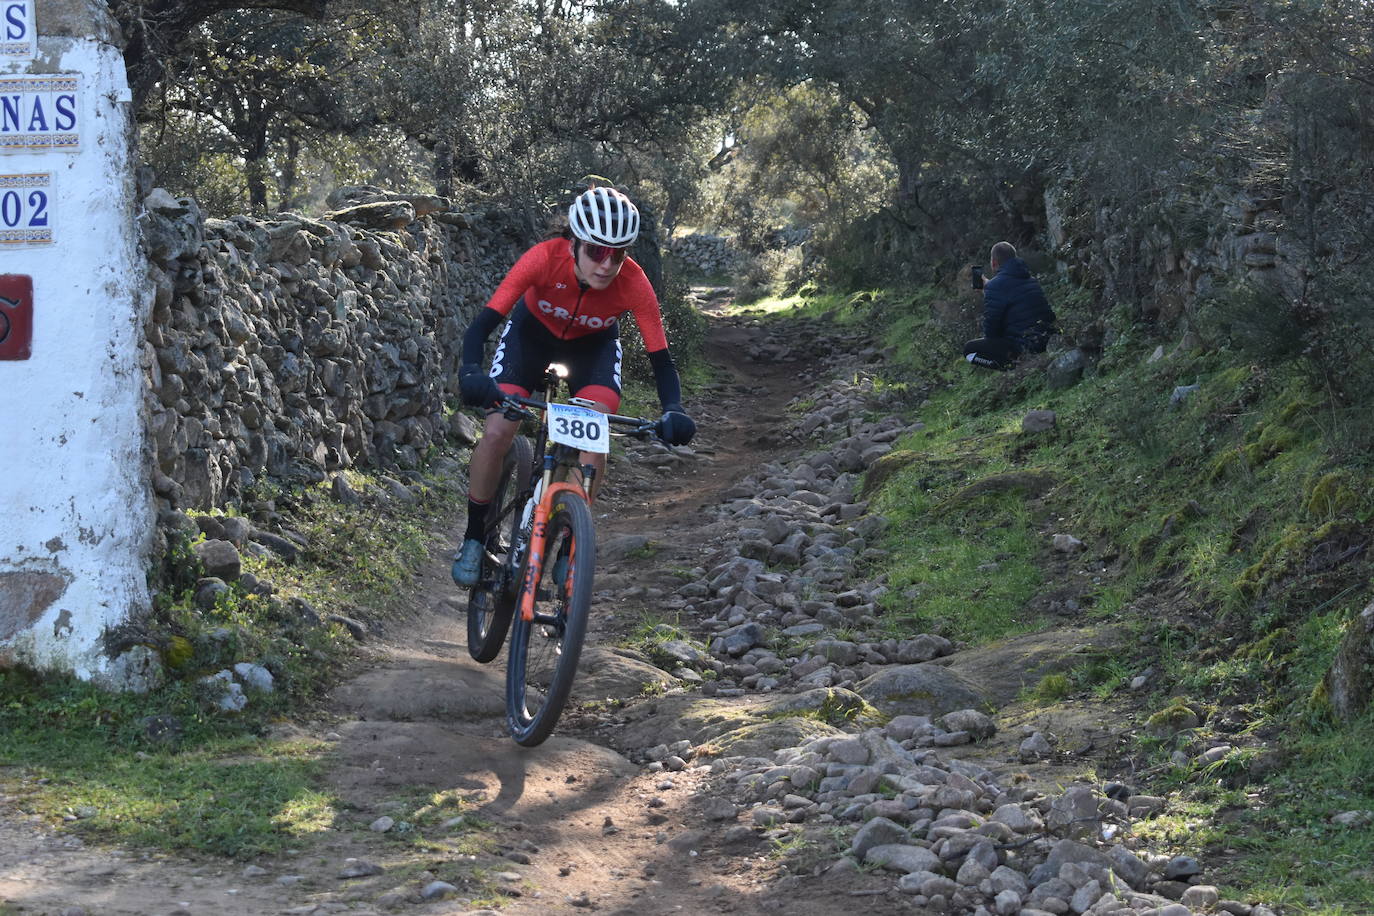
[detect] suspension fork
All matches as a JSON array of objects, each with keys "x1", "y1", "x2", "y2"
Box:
[{"x1": 517, "y1": 481, "x2": 587, "y2": 623}]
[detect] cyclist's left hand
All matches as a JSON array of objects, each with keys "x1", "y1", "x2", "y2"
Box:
[{"x1": 656, "y1": 406, "x2": 696, "y2": 446}]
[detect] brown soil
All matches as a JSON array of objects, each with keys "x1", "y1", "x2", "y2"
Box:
[{"x1": 0, "y1": 293, "x2": 1145, "y2": 915}]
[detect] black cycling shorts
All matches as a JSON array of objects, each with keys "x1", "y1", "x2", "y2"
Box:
[{"x1": 489, "y1": 300, "x2": 624, "y2": 409}]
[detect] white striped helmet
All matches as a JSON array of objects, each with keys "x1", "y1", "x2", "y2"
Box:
[{"x1": 568, "y1": 186, "x2": 640, "y2": 247}]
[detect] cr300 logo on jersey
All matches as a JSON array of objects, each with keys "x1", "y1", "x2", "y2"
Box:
[{"x1": 535, "y1": 299, "x2": 613, "y2": 330}]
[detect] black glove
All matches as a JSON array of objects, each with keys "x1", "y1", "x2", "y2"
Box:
[
  {"x1": 655, "y1": 405, "x2": 696, "y2": 446},
  {"x1": 459, "y1": 364, "x2": 502, "y2": 408}
]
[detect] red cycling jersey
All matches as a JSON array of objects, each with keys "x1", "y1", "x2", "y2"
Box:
[{"x1": 480, "y1": 237, "x2": 669, "y2": 352}]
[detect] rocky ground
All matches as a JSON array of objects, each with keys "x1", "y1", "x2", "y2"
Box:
[{"x1": 0, "y1": 292, "x2": 1272, "y2": 916}]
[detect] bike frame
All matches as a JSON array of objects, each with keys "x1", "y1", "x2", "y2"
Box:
[
  {"x1": 516, "y1": 480, "x2": 583, "y2": 623},
  {"x1": 497, "y1": 367, "x2": 656, "y2": 628}
]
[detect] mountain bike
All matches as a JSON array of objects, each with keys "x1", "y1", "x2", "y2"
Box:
[{"x1": 462, "y1": 364, "x2": 661, "y2": 746}]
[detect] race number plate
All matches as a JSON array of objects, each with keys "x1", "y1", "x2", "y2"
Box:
[{"x1": 547, "y1": 402, "x2": 610, "y2": 454}]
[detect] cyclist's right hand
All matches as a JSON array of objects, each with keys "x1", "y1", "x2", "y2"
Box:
[{"x1": 459, "y1": 364, "x2": 502, "y2": 407}]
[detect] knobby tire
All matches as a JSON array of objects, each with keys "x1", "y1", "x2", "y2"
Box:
[
  {"x1": 505, "y1": 491, "x2": 596, "y2": 746},
  {"x1": 466, "y1": 435, "x2": 533, "y2": 663}
]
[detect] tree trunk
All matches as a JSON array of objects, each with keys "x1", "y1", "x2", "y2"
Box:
[
  {"x1": 434, "y1": 140, "x2": 454, "y2": 198},
  {"x1": 246, "y1": 159, "x2": 268, "y2": 213},
  {"x1": 244, "y1": 112, "x2": 272, "y2": 213},
  {"x1": 895, "y1": 151, "x2": 921, "y2": 211},
  {"x1": 278, "y1": 132, "x2": 300, "y2": 210}
]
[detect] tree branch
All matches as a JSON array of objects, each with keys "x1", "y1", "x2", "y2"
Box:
[{"x1": 110, "y1": 0, "x2": 333, "y2": 108}]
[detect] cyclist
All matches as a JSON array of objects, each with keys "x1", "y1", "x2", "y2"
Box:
[{"x1": 451, "y1": 184, "x2": 696, "y2": 586}]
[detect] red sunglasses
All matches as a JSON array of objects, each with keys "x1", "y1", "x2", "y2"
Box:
[{"x1": 581, "y1": 242, "x2": 629, "y2": 264}]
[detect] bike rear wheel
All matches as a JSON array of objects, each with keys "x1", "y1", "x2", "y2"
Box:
[
  {"x1": 505, "y1": 491, "x2": 596, "y2": 746},
  {"x1": 467, "y1": 435, "x2": 533, "y2": 663}
]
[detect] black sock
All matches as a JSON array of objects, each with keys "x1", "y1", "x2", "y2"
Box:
[{"x1": 463, "y1": 498, "x2": 490, "y2": 542}]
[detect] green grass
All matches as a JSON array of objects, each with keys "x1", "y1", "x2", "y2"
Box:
[
  {"x1": 1029, "y1": 673, "x2": 1072, "y2": 702},
  {"x1": 247, "y1": 472, "x2": 453, "y2": 621},
  {"x1": 0, "y1": 669, "x2": 336, "y2": 857},
  {"x1": 618, "y1": 612, "x2": 710, "y2": 672},
  {"x1": 868, "y1": 426, "x2": 1046, "y2": 642},
  {"x1": 727, "y1": 287, "x2": 860, "y2": 319},
  {"x1": 1128, "y1": 713, "x2": 1374, "y2": 913},
  {"x1": 1224, "y1": 715, "x2": 1374, "y2": 911},
  {"x1": 0, "y1": 447, "x2": 482, "y2": 860},
  {"x1": 1073, "y1": 656, "x2": 1133, "y2": 699}
]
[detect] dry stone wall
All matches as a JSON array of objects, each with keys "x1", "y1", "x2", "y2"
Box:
[
  {"x1": 668, "y1": 233, "x2": 745, "y2": 276},
  {"x1": 1043, "y1": 180, "x2": 1305, "y2": 330},
  {"x1": 138, "y1": 190, "x2": 531, "y2": 519}
]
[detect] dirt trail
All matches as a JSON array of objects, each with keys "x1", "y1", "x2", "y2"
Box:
[
  {"x1": 314, "y1": 292, "x2": 833, "y2": 915},
  {"x1": 0, "y1": 294, "x2": 848, "y2": 916}
]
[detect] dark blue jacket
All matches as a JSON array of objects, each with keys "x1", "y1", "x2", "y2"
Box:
[{"x1": 982, "y1": 258, "x2": 1055, "y2": 352}]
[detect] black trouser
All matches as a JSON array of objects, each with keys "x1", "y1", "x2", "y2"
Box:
[{"x1": 963, "y1": 337, "x2": 1020, "y2": 370}]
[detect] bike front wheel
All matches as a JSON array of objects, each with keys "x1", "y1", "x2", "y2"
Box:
[
  {"x1": 467, "y1": 435, "x2": 533, "y2": 663},
  {"x1": 505, "y1": 491, "x2": 596, "y2": 746}
]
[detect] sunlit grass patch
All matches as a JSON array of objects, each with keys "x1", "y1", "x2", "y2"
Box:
[
  {"x1": 1128, "y1": 787, "x2": 1236, "y2": 851},
  {"x1": 1226, "y1": 715, "x2": 1374, "y2": 910},
  {"x1": 0, "y1": 670, "x2": 337, "y2": 858},
  {"x1": 72, "y1": 750, "x2": 336, "y2": 856},
  {"x1": 1131, "y1": 713, "x2": 1374, "y2": 912},
  {"x1": 270, "y1": 481, "x2": 447, "y2": 620},
  {"x1": 1029, "y1": 673, "x2": 1073, "y2": 702},
  {"x1": 877, "y1": 491, "x2": 1044, "y2": 643},
  {"x1": 0, "y1": 449, "x2": 482, "y2": 861},
  {"x1": 729, "y1": 287, "x2": 853, "y2": 317}
]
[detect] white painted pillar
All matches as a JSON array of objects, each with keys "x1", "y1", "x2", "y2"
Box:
[{"x1": 0, "y1": 0, "x2": 151, "y2": 680}]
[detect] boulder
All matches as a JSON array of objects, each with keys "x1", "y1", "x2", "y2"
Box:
[
  {"x1": 854, "y1": 664, "x2": 991, "y2": 718},
  {"x1": 708, "y1": 718, "x2": 846, "y2": 758},
  {"x1": 576, "y1": 648, "x2": 677, "y2": 700},
  {"x1": 1046, "y1": 348, "x2": 1089, "y2": 389},
  {"x1": 1322, "y1": 599, "x2": 1374, "y2": 722}
]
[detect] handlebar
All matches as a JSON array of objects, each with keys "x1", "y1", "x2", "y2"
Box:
[{"x1": 497, "y1": 394, "x2": 660, "y2": 440}]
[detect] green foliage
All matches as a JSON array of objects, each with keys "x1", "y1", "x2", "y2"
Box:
[
  {"x1": 1195, "y1": 281, "x2": 1306, "y2": 364},
  {"x1": 620, "y1": 268, "x2": 709, "y2": 384},
  {"x1": 1030, "y1": 673, "x2": 1072, "y2": 702},
  {"x1": 123, "y1": 0, "x2": 1374, "y2": 345},
  {"x1": 129, "y1": 0, "x2": 740, "y2": 219},
  {"x1": 1159, "y1": 712, "x2": 1374, "y2": 911},
  {"x1": 689, "y1": 82, "x2": 894, "y2": 253}
]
